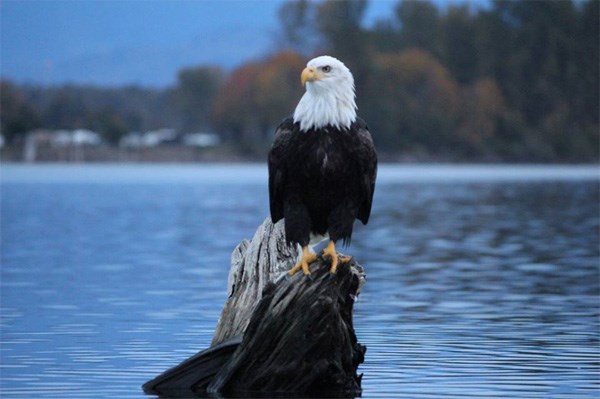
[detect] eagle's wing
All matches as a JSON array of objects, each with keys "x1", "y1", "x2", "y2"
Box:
[
  {"x1": 354, "y1": 118, "x2": 378, "y2": 225},
  {"x1": 268, "y1": 118, "x2": 295, "y2": 224}
]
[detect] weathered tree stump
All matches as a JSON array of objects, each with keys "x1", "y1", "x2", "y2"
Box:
[
  {"x1": 208, "y1": 260, "x2": 366, "y2": 396},
  {"x1": 212, "y1": 218, "x2": 300, "y2": 346},
  {"x1": 143, "y1": 218, "x2": 366, "y2": 397}
]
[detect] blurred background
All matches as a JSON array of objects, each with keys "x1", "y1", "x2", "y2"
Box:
[
  {"x1": 1, "y1": 2, "x2": 599, "y2": 398},
  {"x1": 2, "y1": 0, "x2": 598, "y2": 163}
]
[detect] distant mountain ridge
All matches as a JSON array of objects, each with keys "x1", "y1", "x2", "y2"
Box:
[{"x1": 19, "y1": 27, "x2": 273, "y2": 88}]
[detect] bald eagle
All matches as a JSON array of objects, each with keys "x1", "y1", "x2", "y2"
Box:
[{"x1": 268, "y1": 55, "x2": 377, "y2": 276}]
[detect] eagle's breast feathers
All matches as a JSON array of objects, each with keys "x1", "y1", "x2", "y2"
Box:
[
  {"x1": 268, "y1": 117, "x2": 377, "y2": 232},
  {"x1": 267, "y1": 55, "x2": 377, "y2": 275}
]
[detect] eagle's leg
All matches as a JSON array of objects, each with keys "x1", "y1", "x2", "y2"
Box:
[
  {"x1": 322, "y1": 240, "x2": 352, "y2": 273},
  {"x1": 288, "y1": 246, "x2": 318, "y2": 276}
]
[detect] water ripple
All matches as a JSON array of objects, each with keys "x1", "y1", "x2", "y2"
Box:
[{"x1": 1, "y1": 165, "x2": 598, "y2": 398}]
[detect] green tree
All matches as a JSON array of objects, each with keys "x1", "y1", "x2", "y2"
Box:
[
  {"x1": 394, "y1": 0, "x2": 441, "y2": 55},
  {"x1": 42, "y1": 87, "x2": 87, "y2": 129},
  {"x1": 440, "y1": 5, "x2": 477, "y2": 84},
  {"x1": 174, "y1": 66, "x2": 224, "y2": 132},
  {"x1": 365, "y1": 49, "x2": 461, "y2": 155},
  {"x1": 212, "y1": 52, "x2": 304, "y2": 151},
  {"x1": 315, "y1": 0, "x2": 367, "y2": 57},
  {"x1": 489, "y1": 0, "x2": 598, "y2": 160},
  {"x1": 471, "y1": 6, "x2": 514, "y2": 85},
  {"x1": 212, "y1": 61, "x2": 262, "y2": 143},
  {"x1": 255, "y1": 51, "x2": 305, "y2": 139},
  {"x1": 315, "y1": 0, "x2": 371, "y2": 96},
  {"x1": 576, "y1": 0, "x2": 599, "y2": 123},
  {"x1": 458, "y1": 78, "x2": 507, "y2": 157},
  {"x1": 278, "y1": 0, "x2": 319, "y2": 54},
  {"x1": 0, "y1": 80, "x2": 41, "y2": 144},
  {"x1": 92, "y1": 106, "x2": 129, "y2": 145}
]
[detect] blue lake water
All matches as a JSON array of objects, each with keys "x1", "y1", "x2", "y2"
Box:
[{"x1": 1, "y1": 164, "x2": 599, "y2": 398}]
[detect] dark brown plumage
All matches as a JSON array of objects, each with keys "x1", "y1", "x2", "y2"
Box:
[{"x1": 268, "y1": 117, "x2": 377, "y2": 274}]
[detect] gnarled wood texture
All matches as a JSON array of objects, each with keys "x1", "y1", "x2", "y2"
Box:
[
  {"x1": 143, "y1": 218, "x2": 366, "y2": 397},
  {"x1": 208, "y1": 259, "x2": 366, "y2": 396},
  {"x1": 212, "y1": 218, "x2": 299, "y2": 346}
]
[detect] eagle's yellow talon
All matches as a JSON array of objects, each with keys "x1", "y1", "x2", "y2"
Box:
[
  {"x1": 329, "y1": 261, "x2": 338, "y2": 274},
  {"x1": 289, "y1": 246, "x2": 318, "y2": 276},
  {"x1": 322, "y1": 241, "x2": 352, "y2": 273}
]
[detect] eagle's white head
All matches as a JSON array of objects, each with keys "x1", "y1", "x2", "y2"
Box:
[{"x1": 293, "y1": 55, "x2": 357, "y2": 132}]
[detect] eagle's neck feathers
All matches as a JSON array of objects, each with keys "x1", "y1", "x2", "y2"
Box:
[{"x1": 293, "y1": 79, "x2": 357, "y2": 132}]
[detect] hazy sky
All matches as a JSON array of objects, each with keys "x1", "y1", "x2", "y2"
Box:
[{"x1": 1, "y1": 0, "x2": 484, "y2": 87}]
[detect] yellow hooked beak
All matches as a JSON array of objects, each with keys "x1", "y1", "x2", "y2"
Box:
[{"x1": 301, "y1": 66, "x2": 321, "y2": 86}]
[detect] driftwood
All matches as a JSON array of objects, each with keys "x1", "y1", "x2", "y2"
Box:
[
  {"x1": 212, "y1": 218, "x2": 300, "y2": 346},
  {"x1": 143, "y1": 218, "x2": 366, "y2": 397},
  {"x1": 208, "y1": 260, "x2": 366, "y2": 396},
  {"x1": 142, "y1": 336, "x2": 242, "y2": 397}
]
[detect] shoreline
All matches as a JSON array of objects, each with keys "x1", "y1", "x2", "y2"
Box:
[
  {"x1": 2, "y1": 163, "x2": 598, "y2": 185},
  {"x1": 2, "y1": 145, "x2": 598, "y2": 165}
]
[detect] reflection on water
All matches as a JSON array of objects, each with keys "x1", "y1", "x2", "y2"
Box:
[{"x1": 1, "y1": 164, "x2": 599, "y2": 398}]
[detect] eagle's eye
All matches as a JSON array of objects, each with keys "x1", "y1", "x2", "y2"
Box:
[{"x1": 321, "y1": 65, "x2": 332, "y2": 73}]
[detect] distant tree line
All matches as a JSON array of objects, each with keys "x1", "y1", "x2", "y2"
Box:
[{"x1": 1, "y1": 0, "x2": 598, "y2": 162}]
